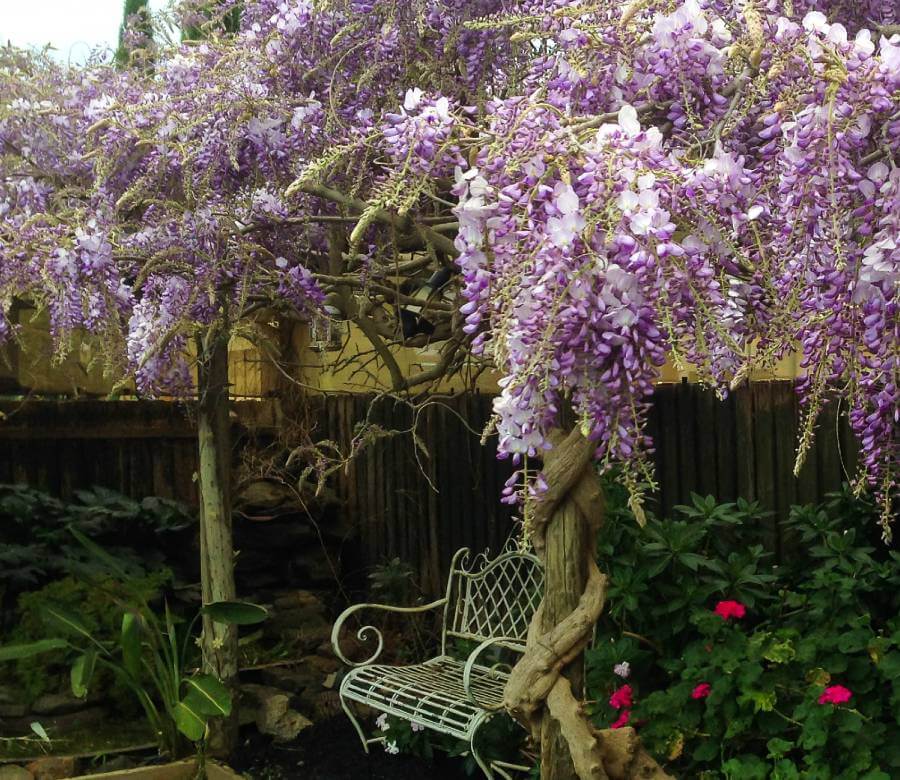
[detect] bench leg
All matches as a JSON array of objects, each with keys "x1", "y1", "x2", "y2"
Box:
[
  {"x1": 470, "y1": 718, "x2": 494, "y2": 779},
  {"x1": 340, "y1": 694, "x2": 370, "y2": 754}
]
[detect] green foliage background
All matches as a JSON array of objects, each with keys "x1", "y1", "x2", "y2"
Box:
[{"x1": 587, "y1": 486, "x2": 900, "y2": 778}]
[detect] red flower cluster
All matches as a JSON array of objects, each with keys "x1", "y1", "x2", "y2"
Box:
[
  {"x1": 691, "y1": 683, "x2": 711, "y2": 700},
  {"x1": 609, "y1": 684, "x2": 633, "y2": 710},
  {"x1": 818, "y1": 685, "x2": 852, "y2": 705},
  {"x1": 610, "y1": 710, "x2": 631, "y2": 729},
  {"x1": 713, "y1": 600, "x2": 746, "y2": 620},
  {"x1": 609, "y1": 684, "x2": 633, "y2": 729}
]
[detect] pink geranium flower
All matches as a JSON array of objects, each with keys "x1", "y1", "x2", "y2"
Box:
[
  {"x1": 714, "y1": 600, "x2": 746, "y2": 620},
  {"x1": 609, "y1": 684, "x2": 633, "y2": 710},
  {"x1": 691, "y1": 683, "x2": 711, "y2": 700},
  {"x1": 610, "y1": 710, "x2": 631, "y2": 729},
  {"x1": 818, "y1": 685, "x2": 852, "y2": 705}
]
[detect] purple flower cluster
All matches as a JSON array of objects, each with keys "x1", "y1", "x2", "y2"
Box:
[
  {"x1": 383, "y1": 90, "x2": 464, "y2": 177},
  {"x1": 0, "y1": 0, "x2": 896, "y2": 529}
]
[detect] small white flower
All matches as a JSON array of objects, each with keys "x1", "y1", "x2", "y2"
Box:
[
  {"x1": 384, "y1": 740, "x2": 400, "y2": 755},
  {"x1": 613, "y1": 662, "x2": 631, "y2": 679},
  {"x1": 746, "y1": 205, "x2": 764, "y2": 221},
  {"x1": 375, "y1": 713, "x2": 389, "y2": 731},
  {"x1": 403, "y1": 88, "x2": 424, "y2": 112},
  {"x1": 411, "y1": 722, "x2": 424, "y2": 732},
  {"x1": 617, "y1": 104, "x2": 641, "y2": 137}
]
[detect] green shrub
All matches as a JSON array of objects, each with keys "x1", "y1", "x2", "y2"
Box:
[
  {"x1": 586, "y1": 487, "x2": 900, "y2": 778},
  {"x1": 0, "y1": 484, "x2": 194, "y2": 603},
  {"x1": 8, "y1": 570, "x2": 172, "y2": 707}
]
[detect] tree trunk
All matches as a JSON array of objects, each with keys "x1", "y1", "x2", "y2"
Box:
[
  {"x1": 503, "y1": 428, "x2": 673, "y2": 780},
  {"x1": 540, "y1": 497, "x2": 591, "y2": 780},
  {"x1": 196, "y1": 330, "x2": 239, "y2": 756}
]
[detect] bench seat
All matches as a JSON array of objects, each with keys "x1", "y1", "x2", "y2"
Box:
[{"x1": 340, "y1": 655, "x2": 507, "y2": 739}]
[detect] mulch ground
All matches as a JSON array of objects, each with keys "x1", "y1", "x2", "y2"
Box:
[{"x1": 229, "y1": 718, "x2": 470, "y2": 779}]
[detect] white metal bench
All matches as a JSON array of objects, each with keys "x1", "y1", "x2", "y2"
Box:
[{"x1": 331, "y1": 545, "x2": 543, "y2": 778}]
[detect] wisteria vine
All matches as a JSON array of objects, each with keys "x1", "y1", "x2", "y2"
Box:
[{"x1": 0, "y1": 0, "x2": 897, "y2": 531}]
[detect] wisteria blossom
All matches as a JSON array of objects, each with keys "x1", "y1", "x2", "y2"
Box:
[{"x1": 1, "y1": 0, "x2": 897, "y2": 536}]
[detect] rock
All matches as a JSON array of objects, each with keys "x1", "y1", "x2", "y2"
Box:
[
  {"x1": 291, "y1": 556, "x2": 336, "y2": 585},
  {"x1": 272, "y1": 590, "x2": 326, "y2": 613},
  {"x1": 0, "y1": 767, "x2": 34, "y2": 780},
  {"x1": 241, "y1": 684, "x2": 312, "y2": 742},
  {"x1": 4, "y1": 706, "x2": 108, "y2": 737},
  {"x1": 276, "y1": 621, "x2": 332, "y2": 653},
  {"x1": 24, "y1": 757, "x2": 77, "y2": 780},
  {"x1": 316, "y1": 640, "x2": 338, "y2": 659},
  {"x1": 0, "y1": 703, "x2": 29, "y2": 718},
  {"x1": 31, "y1": 693, "x2": 90, "y2": 717},
  {"x1": 91, "y1": 756, "x2": 136, "y2": 774},
  {"x1": 270, "y1": 607, "x2": 330, "y2": 631},
  {"x1": 0, "y1": 686, "x2": 21, "y2": 704},
  {"x1": 311, "y1": 690, "x2": 343, "y2": 720},
  {"x1": 304, "y1": 654, "x2": 340, "y2": 675},
  {"x1": 260, "y1": 666, "x2": 322, "y2": 695}
]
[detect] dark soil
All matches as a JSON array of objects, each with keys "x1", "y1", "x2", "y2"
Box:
[{"x1": 230, "y1": 719, "x2": 471, "y2": 780}]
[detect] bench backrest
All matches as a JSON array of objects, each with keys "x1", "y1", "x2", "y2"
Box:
[{"x1": 442, "y1": 546, "x2": 543, "y2": 653}]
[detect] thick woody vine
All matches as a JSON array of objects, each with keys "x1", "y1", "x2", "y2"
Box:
[{"x1": 500, "y1": 428, "x2": 671, "y2": 779}]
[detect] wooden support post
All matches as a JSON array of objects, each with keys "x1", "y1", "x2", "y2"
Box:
[{"x1": 197, "y1": 331, "x2": 238, "y2": 755}]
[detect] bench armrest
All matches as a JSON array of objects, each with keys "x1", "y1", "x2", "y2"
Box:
[
  {"x1": 463, "y1": 636, "x2": 527, "y2": 711},
  {"x1": 331, "y1": 597, "x2": 448, "y2": 667}
]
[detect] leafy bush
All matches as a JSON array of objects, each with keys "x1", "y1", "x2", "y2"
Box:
[
  {"x1": 0, "y1": 484, "x2": 195, "y2": 606},
  {"x1": 586, "y1": 488, "x2": 900, "y2": 778},
  {"x1": 0, "y1": 529, "x2": 267, "y2": 757},
  {"x1": 8, "y1": 570, "x2": 172, "y2": 706}
]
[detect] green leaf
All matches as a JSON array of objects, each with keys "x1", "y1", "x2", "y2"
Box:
[
  {"x1": 182, "y1": 674, "x2": 232, "y2": 717},
  {"x1": 42, "y1": 604, "x2": 95, "y2": 643},
  {"x1": 30, "y1": 722, "x2": 50, "y2": 743},
  {"x1": 121, "y1": 612, "x2": 142, "y2": 678},
  {"x1": 767, "y1": 737, "x2": 794, "y2": 759},
  {"x1": 764, "y1": 638, "x2": 796, "y2": 664},
  {"x1": 201, "y1": 601, "x2": 268, "y2": 626},
  {"x1": 70, "y1": 651, "x2": 97, "y2": 698},
  {"x1": 67, "y1": 525, "x2": 130, "y2": 579},
  {"x1": 693, "y1": 738, "x2": 719, "y2": 762},
  {"x1": 739, "y1": 689, "x2": 777, "y2": 713},
  {"x1": 174, "y1": 700, "x2": 206, "y2": 742},
  {"x1": 0, "y1": 638, "x2": 68, "y2": 661}
]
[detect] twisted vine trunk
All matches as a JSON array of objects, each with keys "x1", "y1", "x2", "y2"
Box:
[
  {"x1": 197, "y1": 330, "x2": 239, "y2": 755},
  {"x1": 503, "y1": 429, "x2": 672, "y2": 780}
]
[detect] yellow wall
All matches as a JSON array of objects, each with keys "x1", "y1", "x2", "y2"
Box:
[{"x1": 1, "y1": 306, "x2": 804, "y2": 398}]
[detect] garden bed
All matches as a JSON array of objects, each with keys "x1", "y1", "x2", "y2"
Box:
[{"x1": 229, "y1": 718, "x2": 471, "y2": 780}]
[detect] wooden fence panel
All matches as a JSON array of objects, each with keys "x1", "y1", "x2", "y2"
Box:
[{"x1": 0, "y1": 382, "x2": 861, "y2": 594}]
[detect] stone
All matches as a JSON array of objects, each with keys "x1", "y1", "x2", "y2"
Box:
[
  {"x1": 260, "y1": 666, "x2": 321, "y2": 695},
  {"x1": 4, "y1": 706, "x2": 108, "y2": 737},
  {"x1": 316, "y1": 640, "x2": 332, "y2": 656},
  {"x1": 304, "y1": 654, "x2": 340, "y2": 675},
  {"x1": 30, "y1": 693, "x2": 88, "y2": 717},
  {"x1": 241, "y1": 684, "x2": 312, "y2": 743},
  {"x1": 276, "y1": 621, "x2": 332, "y2": 653},
  {"x1": 0, "y1": 767, "x2": 34, "y2": 780},
  {"x1": 272, "y1": 590, "x2": 326, "y2": 613},
  {"x1": 0, "y1": 685, "x2": 20, "y2": 703},
  {"x1": 269, "y1": 605, "x2": 329, "y2": 630},
  {"x1": 24, "y1": 757, "x2": 77, "y2": 780},
  {"x1": 311, "y1": 690, "x2": 342, "y2": 720},
  {"x1": 0, "y1": 703, "x2": 29, "y2": 718}
]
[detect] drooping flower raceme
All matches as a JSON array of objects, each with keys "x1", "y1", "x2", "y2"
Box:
[{"x1": 0, "y1": 0, "x2": 897, "y2": 533}]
